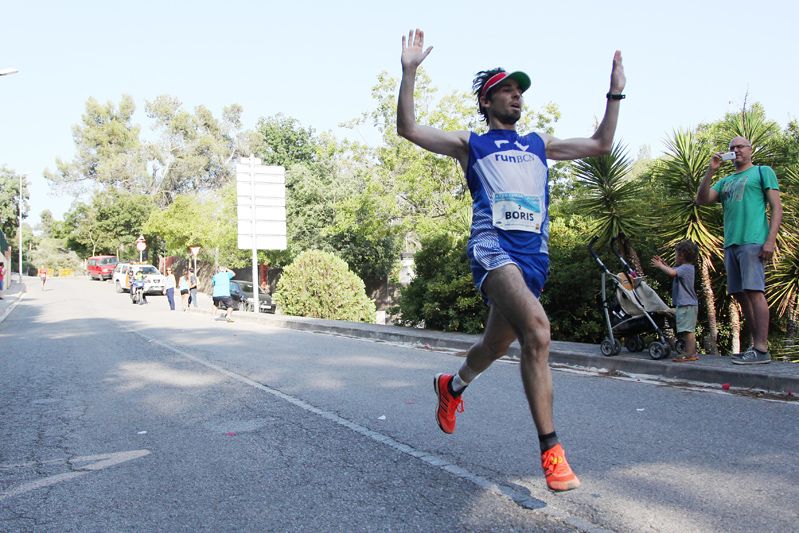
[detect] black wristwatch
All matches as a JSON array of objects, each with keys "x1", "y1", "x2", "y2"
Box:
[{"x1": 606, "y1": 92, "x2": 626, "y2": 100}]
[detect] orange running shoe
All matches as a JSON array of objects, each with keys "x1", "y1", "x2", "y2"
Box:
[
  {"x1": 541, "y1": 443, "x2": 581, "y2": 492},
  {"x1": 433, "y1": 373, "x2": 464, "y2": 434}
]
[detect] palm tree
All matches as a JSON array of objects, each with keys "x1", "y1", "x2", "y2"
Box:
[
  {"x1": 655, "y1": 130, "x2": 724, "y2": 354},
  {"x1": 573, "y1": 142, "x2": 646, "y2": 273},
  {"x1": 767, "y1": 167, "x2": 799, "y2": 358},
  {"x1": 719, "y1": 101, "x2": 781, "y2": 165}
]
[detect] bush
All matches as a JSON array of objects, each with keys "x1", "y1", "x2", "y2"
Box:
[
  {"x1": 395, "y1": 233, "x2": 486, "y2": 333},
  {"x1": 273, "y1": 250, "x2": 375, "y2": 322}
]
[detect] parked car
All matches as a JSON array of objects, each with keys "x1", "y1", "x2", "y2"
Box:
[
  {"x1": 232, "y1": 280, "x2": 276, "y2": 313},
  {"x1": 112, "y1": 263, "x2": 131, "y2": 292},
  {"x1": 112, "y1": 263, "x2": 165, "y2": 294},
  {"x1": 87, "y1": 255, "x2": 118, "y2": 280}
]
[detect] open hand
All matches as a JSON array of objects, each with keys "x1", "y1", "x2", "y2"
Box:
[
  {"x1": 609, "y1": 50, "x2": 626, "y2": 94},
  {"x1": 401, "y1": 28, "x2": 433, "y2": 70},
  {"x1": 760, "y1": 241, "x2": 775, "y2": 262}
]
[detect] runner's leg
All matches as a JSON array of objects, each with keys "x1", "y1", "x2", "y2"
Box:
[{"x1": 481, "y1": 264, "x2": 554, "y2": 434}]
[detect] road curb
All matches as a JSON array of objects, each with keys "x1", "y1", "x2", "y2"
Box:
[{"x1": 0, "y1": 284, "x2": 26, "y2": 325}]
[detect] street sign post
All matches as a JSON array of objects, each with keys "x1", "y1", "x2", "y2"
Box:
[
  {"x1": 189, "y1": 245, "x2": 200, "y2": 275},
  {"x1": 236, "y1": 156, "x2": 286, "y2": 312},
  {"x1": 136, "y1": 235, "x2": 146, "y2": 262}
]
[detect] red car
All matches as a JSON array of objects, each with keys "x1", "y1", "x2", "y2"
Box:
[{"x1": 87, "y1": 256, "x2": 118, "y2": 281}]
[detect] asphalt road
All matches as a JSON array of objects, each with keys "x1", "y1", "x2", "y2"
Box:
[{"x1": 1, "y1": 278, "x2": 797, "y2": 532}]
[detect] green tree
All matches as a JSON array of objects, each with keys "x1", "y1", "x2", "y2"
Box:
[
  {"x1": 145, "y1": 96, "x2": 249, "y2": 203},
  {"x1": 45, "y1": 95, "x2": 149, "y2": 194},
  {"x1": 326, "y1": 179, "x2": 403, "y2": 292},
  {"x1": 572, "y1": 142, "x2": 646, "y2": 273},
  {"x1": 28, "y1": 237, "x2": 83, "y2": 273},
  {"x1": 252, "y1": 113, "x2": 318, "y2": 168},
  {"x1": 0, "y1": 167, "x2": 29, "y2": 243},
  {"x1": 143, "y1": 193, "x2": 210, "y2": 256},
  {"x1": 62, "y1": 190, "x2": 155, "y2": 258}
]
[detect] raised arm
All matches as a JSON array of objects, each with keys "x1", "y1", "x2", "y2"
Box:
[
  {"x1": 396, "y1": 29, "x2": 469, "y2": 167},
  {"x1": 696, "y1": 154, "x2": 722, "y2": 205},
  {"x1": 542, "y1": 51, "x2": 626, "y2": 161}
]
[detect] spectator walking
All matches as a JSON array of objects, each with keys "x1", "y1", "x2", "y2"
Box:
[
  {"x1": 178, "y1": 271, "x2": 190, "y2": 311},
  {"x1": 211, "y1": 266, "x2": 235, "y2": 322},
  {"x1": 696, "y1": 136, "x2": 783, "y2": 364},
  {"x1": 163, "y1": 267, "x2": 176, "y2": 310},
  {"x1": 651, "y1": 240, "x2": 700, "y2": 362},
  {"x1": 189, "y1": 268, "x2": 199, "y2": 308}
]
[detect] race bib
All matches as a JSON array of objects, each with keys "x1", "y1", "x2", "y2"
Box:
[{"x1": 492, "y1": 192, "x2": 543, "y2": 232}]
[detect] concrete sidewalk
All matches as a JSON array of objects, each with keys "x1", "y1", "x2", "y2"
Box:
[
  {"x1": 0, "y1": 277, "x2": 25, "y2": 324},
  {"x1": 205, "y1": 306, "x2": 799, "y2": 397}
]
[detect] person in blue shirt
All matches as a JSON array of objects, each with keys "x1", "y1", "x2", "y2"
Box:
[
  {"x1": 211, "y1": 266, "x2": 235, "y2": 322},
  {"x1": 397, "y1": 28, "x2": 625, "y2": 492}
]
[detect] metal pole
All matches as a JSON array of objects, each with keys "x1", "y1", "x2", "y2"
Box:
[
  {"x1": 249, "y1": 156, "x2": 259, "y2": 313},
  {"x1": 18, "y1": 173, "x2": 23, "y2": 280}
]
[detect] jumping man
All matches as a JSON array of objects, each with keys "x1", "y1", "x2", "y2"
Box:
[{"x1": 397, "y1": 28, "x2": 626, "y2": 491}]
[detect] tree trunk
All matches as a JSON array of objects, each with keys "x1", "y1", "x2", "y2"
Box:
[
  {"x1": 786, "y1": 296, "x2": 797, "y2": 346},
  {"x1": 699, "y1": 257, "x2": 719, "y2": 355},
  {"x1": 621, "y1": 237, "x2": 644, "y2": 276},
  {"x1": 729, "y1": 299, "x2": 741, "y2": 355}
]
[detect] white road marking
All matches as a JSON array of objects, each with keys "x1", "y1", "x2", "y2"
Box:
[
  {"x1": 0, "y1": 292, "x2": 25, "y2": 324},
  {"x1": 0, "y1": 449, "x2": 151, "y2": 501},
  {"x1": 135, "y1": 331, "x2": 611, "y2": 533}
]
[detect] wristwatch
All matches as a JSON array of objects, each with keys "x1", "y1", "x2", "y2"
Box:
[{"x1": 606, "y1": 93, "x2": 626, "y2": 100}]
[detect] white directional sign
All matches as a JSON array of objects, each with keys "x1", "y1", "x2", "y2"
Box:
[{"x1": 236, "y1": 156, "x2": 287, "y2": 250}]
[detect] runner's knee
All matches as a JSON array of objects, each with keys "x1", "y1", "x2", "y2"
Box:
[{"x1": 518, "y1": 314, "x2": 551, "y2": 353}]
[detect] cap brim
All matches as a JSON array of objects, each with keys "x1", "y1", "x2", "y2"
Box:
[{"x1": 506, "y1": 71, "x2": 531, "y2": 93}]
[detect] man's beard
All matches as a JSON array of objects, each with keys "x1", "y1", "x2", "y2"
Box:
[{"x1": 493, "y1": 108, "x2": 521, "y2": 125}]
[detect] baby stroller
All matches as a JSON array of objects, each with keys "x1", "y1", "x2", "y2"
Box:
[{"x1": 587, "y1": 236, "x2": 675, "y2": 360}]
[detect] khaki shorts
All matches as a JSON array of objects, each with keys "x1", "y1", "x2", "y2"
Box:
[{"x1": 676, "y1": 305, "x2": 698, "y2": 333}]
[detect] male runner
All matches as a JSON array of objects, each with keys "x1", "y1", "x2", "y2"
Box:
[{"x1": 397, "y1": 28, "x2": 625, "y2": 491}]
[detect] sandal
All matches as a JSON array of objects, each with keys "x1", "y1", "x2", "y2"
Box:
[{"x1": 673, "y1": 354, "x2": 699, "y2": 362}]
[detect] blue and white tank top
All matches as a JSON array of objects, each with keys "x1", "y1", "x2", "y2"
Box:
[{"x1": 466, "y1": 129, "x2": 550, "y2": 254}]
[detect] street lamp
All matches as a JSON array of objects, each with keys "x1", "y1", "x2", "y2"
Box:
[{"x1": 18, "y1": 173, "x2": 24, "y2": 280}]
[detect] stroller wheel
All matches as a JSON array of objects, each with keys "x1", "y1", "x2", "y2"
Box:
[
  {"x1": 600, "y1": 338, "x2": 617, "y2": 357},
  {"x1": 648, "y1": 341, "x2": 671, "y2": 360}
]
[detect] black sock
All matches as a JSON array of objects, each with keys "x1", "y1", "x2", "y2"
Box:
[
  {"x1": 447, "y1": 380, "x2": 463, "y2": 397},
  {"x1": 538, "y1": 432, "x2": 559, "y2": 453}
]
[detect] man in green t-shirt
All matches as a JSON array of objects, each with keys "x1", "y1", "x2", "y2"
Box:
[{"x1": 697, "y1": 136, "x2": 783, "y2": 364}]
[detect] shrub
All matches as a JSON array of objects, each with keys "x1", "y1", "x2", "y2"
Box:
[
  {"x1": 395, "y1": 233, "x2": 486, "y2": 333},
  {"x1": 273, "y1": 250, "x2": 375, "y2": 322}
]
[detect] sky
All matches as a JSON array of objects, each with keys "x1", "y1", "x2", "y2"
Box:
[{"x1": 1, "y1": 0, "x2": 797, "y2": 226}]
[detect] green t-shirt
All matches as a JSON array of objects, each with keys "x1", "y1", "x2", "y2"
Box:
[{"x1": 711, "y1": 165, "x2": 779, "y2": 247}]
